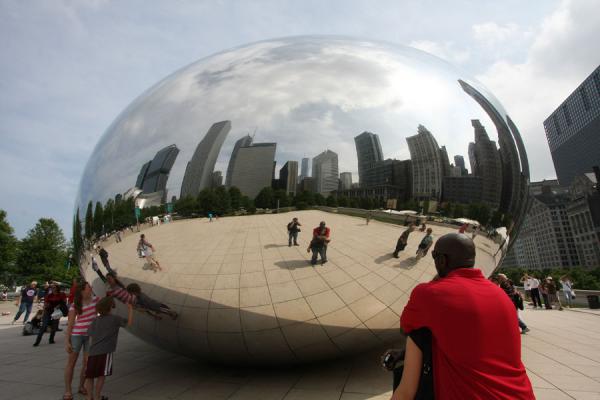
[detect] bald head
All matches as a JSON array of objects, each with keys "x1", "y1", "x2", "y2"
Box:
[{"x1": 433, "y1": 233, "x2": 476, "y2": 277}]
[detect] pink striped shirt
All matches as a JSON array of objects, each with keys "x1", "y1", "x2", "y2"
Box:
[
  {"x1": 107, "y1": 287, "x2": 134, "y2": 304},
  {"x1": 70, "y1": 296, "x2": 99, "y2": 336}
]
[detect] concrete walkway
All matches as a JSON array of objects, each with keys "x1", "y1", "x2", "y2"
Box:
[{"x1": 1, "y1": 301, "x2": 599, "y2": 399}]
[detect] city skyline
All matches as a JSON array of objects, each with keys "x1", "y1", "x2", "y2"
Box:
[{"x1": 2, "y1": 0, "x2": 599, "y2": 237}]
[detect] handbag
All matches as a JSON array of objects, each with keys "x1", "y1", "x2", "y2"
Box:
[{"x1": 51, "y1": 307, "x2": 63, "y2": 320}]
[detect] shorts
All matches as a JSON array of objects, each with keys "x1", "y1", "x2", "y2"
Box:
[
  {"x1": 86, "y1": 353, "x2": 113, "y2": 378},
  {"x1": 71, "y1": 335, "x2": 89, "y2": 353}
]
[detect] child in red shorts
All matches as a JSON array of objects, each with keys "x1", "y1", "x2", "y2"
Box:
[{"x1": 84, "y1": 296, "x2": 133, "y2": 400}]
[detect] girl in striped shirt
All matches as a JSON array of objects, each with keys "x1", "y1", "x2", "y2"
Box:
[{"x1": 63, "y1": 280, "x2": 98, "y2": 400}]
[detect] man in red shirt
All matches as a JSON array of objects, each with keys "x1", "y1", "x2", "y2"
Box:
[
  {"x1": 308, "y1": 221, "x2": 331, "y2": 265},
  {"x1": 396, "y1": 233, "x2": 534, "y2": 399}
]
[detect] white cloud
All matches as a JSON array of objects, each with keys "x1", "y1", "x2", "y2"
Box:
[
  {"x1": 409, "y1": 40, "x2": 470, "y2": 65},
  {"x1": 472, "y1": 22, "x2": 529, "y2": 46},
  {"x1": 476, "y1": 0, "x2": 600, "y2": 181}
]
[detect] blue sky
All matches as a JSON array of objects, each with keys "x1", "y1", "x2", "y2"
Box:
[{"x1": 1, "y1": 0, "x2": 599, "y2": 238}]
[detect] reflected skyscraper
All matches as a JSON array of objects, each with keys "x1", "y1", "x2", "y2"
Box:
[
  {"x1": 230, "y1": 142, "x2": 277, "y2": 198},
  {"x1": 226, "y1": 134, "x2": 254, "y2": 187},
  {"x1": 300, "y1": 157, "x2": 310, "y2": 180},
  {"x1": 135, "y1": 144, "x2": 180, "y2": 204},
  {"x1": 469, "y1": 120, "x2": 502, "y2": 209},
  {"x1": 454, "y1": 155, "x2": 468, "y2": 176},
  {"x1": 279, "y1": 161, "x2": 298, "y2": 195},
  {"x1": 406, "y1": 125, "x2": 443, "y2": 201},
  {"x1": 340, "y1": 172, "x2": 353, "y2": 190},
  {"x1": 459, "y1": 79, "x2": 525, "y2": 218},
  {"x1": 212, "y1": 171, "x2": 223, "y2": 187},
  {"x1": 312, "y1": 150, "x2": 339, "y2": 195},
  {"x1": 180, "y1": 121, "x2": 231, "y2": 198},
  {"x1": 354, "y1": 131, "x2": 384, "y2": 188}
]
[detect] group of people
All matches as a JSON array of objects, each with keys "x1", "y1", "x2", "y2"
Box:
[
  {"x1": 286, "y1": 218, "x2": 332, "y2": 265},
  {"x1": 521, "y1": 273, "x2": 575, "y2": 310},
  {"x1": 393, "y1": 224, "x2": 434, "y2": 260}
]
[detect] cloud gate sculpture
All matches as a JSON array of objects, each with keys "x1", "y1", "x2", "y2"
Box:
[{"x1": 76, "y1": 36, "x2": 530, "y2": 365}]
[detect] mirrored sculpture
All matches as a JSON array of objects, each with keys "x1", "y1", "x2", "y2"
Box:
[{"x1": 76, "y1": 36, "x2": 530, "y2": 365}]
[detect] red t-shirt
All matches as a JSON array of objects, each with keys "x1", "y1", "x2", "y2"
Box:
[
  {"x1": 312, "y1": 226, "x2": 330, "y2": 238},
  {"x1": 400, "y1": 268, "x2": 534, "y2": 400}
]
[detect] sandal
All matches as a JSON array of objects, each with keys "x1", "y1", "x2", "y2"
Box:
[
  {"x1": 62, "y1": 395, "x2": 73, "y2": 400},
  {"x1": 78, "y1": 387, "x2": 88, "y2": 395}
]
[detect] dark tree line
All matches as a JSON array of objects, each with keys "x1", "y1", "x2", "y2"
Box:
[{"x1": 1, "y1": 210, "x2": 77, "y2": 285}]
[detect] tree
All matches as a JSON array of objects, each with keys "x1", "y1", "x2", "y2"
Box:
[
  {"x1": 93, "y1": 201, "x2": 104, "y2": 237},
  {"x1": 453, "y1": 204, "x2": 465, "y2": 218},
  {"x1": 103, "y1": 199, "x2": 115, "y2": 233},
  {"x1": 326, "y1": 195, "x2": 338, "y2": 207},
  {"x1": 295, "y1": 190, "x2": 315, "y2": 206},
  {"x1": 0, "y1": 210, "x2": 19, "y2": 284},
  {"x1": 214, "y1": 186, "x2": 231, "y2": 215},
  {"x1": 255, "y1": 187, "x2": 275, "y2": 209},
  {"x1": 72, "y1": 210, "x2": 84, "y2": 263},
  {"x1": 490, "y1": 210, "x2": 503, "y2": 228},
  {"x1": 174, "y1": 196, "x2": 198, "y2": 217},
  {"x1": 16, "y1": 218, "x2": 72, "y2": 282},
  {"x1": 84, "y1": 201, "x2": 93, "y2": 240},
  {"x1": 198, "y1": 188, "x2": 219, "y2": 215},
  {"x1": 273, "y1": 189, "x2": 290, "y2": 208},
  {"x1": 314, "y1": 193, "x2": 325, "y2": 206},
  {"x1": 229, "y1": 186, "x2": 242, "y2": 210},
  {"x1": 337, "y1": 196, "x2": 348, "y2": 207}
]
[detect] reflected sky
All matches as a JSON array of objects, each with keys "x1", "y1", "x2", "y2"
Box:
[{"x1": 76, "y1": 36, "x2": 518, "y2": 210}]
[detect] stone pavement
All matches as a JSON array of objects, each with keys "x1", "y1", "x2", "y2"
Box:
[{"x1": 1, "y1": 300, "x2": 600, "y2": 399}]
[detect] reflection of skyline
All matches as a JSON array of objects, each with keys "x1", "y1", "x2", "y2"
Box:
[
  {"x1": 180, "y1": 121, "x2": 231, "y2": 199},
  {"x1": 76, "y1": 37, "x2": 529, "y2": 239},
  {"x1": 134, "y1": 144, "x2": 179, "y2": 206}
]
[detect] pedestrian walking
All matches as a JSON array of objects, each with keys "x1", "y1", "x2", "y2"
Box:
[
  {"x1": 137, "y1": 234, "x2": 162, "y2": 271},
  {"x1": 543, "y1": 277, "x2": 563, "y2": 310},
  {"x1": 34, "y1": 283, "x2": 67, "y2": 346},
  {"x1": 287, "y1": 217, "x2": 302, "y2": 246},
  {"x1": 98, "y1": 246, "x2": 115, "y2": 275},
  {"x1": 84, "y1": 296, "x2": 134, "y2": 400},
  {"x1": 560, "y1": 275, "x2": 575, "y2": 308},
  {"x1": 521, "y1": 274, "x2": 532, "y2": 302},
  {"x1": 529, "y1": 275, "x2": 543, "y2": 308},
  {"x1": 63, "y1": 280, "x2": 98, "y2": 400},
  {"x1": 393, "y1": 224, "x2": 415, "y2": 258},
  {"x1": 308, "y1": 221, "x2": 331, "y2": 265},
  {"x1": 366, "y1": 211, "x2": 372, "y2": 225},
  {"x1": 539, "y1": 279, "x2": 551, "y2": 309},
  {"x1": 415, "y1": 228, "x2": 434, "y2": 260},
  {"x1": 12, "y1": 281, "x2": 38, "y2": 324}
]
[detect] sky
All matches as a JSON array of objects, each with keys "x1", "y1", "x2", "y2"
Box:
[{"x1": 1, "y1": 0, "x2": 599, "y2": 239}]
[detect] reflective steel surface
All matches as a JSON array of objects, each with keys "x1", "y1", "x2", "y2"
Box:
[{"x1": 77, "y1": 36, "x2": 530, "y2": 365}]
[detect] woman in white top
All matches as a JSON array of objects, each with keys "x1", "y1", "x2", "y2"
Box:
[
  {"x1": 63, "y1": 280, "x2": 98, "y2": 400},
  {"x1": 560, "y1": 276, "x2": 574, "y2": 308}
]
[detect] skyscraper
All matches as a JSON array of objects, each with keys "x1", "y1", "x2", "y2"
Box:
[
  {"x1": 469, "y1": 120, "x2": 502, "y2": 209},
  {"x1": 225, "y1": 134, "x2": 253, "y2": 187},
  {"x1": 135, "y1": 144, "x2": 180, "y2": 205},
  {"x1": 279, "y1": 161, "x2": 298, "y2": 195},
  {"x1": 180, "y1": 121, "x2": 231, "y2": 198},
  {"x1": 212, "y1": 171, "x2": 223, "y2": 187},
  {"x1": 406, "y1": 125, "x2": 443, "y2": 200},
  {"x1": 312, "y1": 150, "x2": 339, "y2": 195},
  {"x1": 354, "y1": 131, "x2": 384, "y2": 188},
  {"x1": 544, "y1": 65, "x2": 600, "y2": 186},
  {"x1": 300, "y1": 157, "x2": 310, "y2": 180},
  {"x1": 229, "y1": 143, "x2": 277, "y2": 198},
  {"x1": 339, "y1": 172, "x2": 353, "y2": 190},
  {"x1": 454, "y1": 155, "x2": 468, "y2": 176}
]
